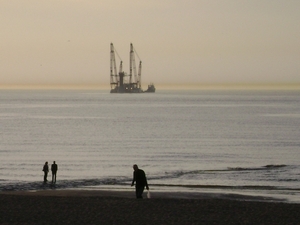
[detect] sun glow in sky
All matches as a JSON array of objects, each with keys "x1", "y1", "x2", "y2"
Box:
[{"x1": 1, "y1": 0, "x2": 299, "y2": 89}]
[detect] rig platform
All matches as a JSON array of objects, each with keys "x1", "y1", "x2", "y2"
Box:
[{"x1": 110, "y1": 43, "x2": 155, "y2": 93}]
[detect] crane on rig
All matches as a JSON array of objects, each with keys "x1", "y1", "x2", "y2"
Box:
[{"x1": 110, "y1": 43, "x2": 155, "y2": 93}]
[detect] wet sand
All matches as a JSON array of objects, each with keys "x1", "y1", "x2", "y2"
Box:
[{"x1": 1, "y1": 190, "x2": 299, "y2": 225}]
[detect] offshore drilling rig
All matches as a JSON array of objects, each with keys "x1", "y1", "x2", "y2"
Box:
[{"x1": 110, "y1": 43, "x2": 155, "y2": 93}]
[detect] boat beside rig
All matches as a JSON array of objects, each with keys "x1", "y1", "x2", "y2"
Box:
[
  {"x1": 144, "y1": 83, "x2": 156, "y2": 93},
  {"x1": 110, "y1": 43, "x2": 155, "y2": 93}
]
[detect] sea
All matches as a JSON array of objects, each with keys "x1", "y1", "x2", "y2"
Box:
[{"x1": 0, "y1": 89, "x2": 300, "y2": 203}]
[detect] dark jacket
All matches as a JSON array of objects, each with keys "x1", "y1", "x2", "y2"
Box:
[
  {"x1": 43, "y1": 165, "x2": 49, "y2": 173},
  {"x1": 51, "y1": 164, "x2": 58, "y2": 173},
  {"x1": 132, "y1": 169, "x2": 148, "y2": 188}
]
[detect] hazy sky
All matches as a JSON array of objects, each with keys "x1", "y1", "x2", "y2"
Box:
[{"x1": 1, "y1": 0, "x2": 299, "y2": 87}]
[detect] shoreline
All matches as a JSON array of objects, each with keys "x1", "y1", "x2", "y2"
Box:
[
  {"x1": 0, "y1": 188, "x2": 292, "y2": 203},
  {"x1": 2, "y1": 180, "x2": 299, "y2": 204},
  {"x1": 1, "y1": 189, "x2": 299, "y2": 225}
]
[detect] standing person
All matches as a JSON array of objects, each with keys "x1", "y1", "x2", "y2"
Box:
[
  {"x1": 51, "y1": 161, "x2": 58, "y2": 184},
  {"x1": 131, "y1": 164, "x2": 149, "y2": 199},
  {"x1": 42, "y1": 162, "x2": 49, "y2": 183}
]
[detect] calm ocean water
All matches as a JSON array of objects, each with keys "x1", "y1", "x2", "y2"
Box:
[{"x1": 0, "y1": 89, "x2": 300, "y2": 202}]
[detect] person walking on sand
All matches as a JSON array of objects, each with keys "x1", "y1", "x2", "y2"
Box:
[
  {"x1": 42, "y1": 161, "x2": 49, "y2": 183},
  {"x1": 51, "y1": 161, "x2": 58, "y2": 184},
  {"x1": 131, "y1": 164, "x2": 149, "y2": 199}
]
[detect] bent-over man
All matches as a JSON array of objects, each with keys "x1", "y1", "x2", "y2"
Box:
[{"x1": 131, "y1": 164, "x2": 149, "y2": 199}]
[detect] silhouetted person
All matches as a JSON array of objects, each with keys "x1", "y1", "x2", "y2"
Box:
[
  {"x1": 51, "y1": 161, "x2": 58, "y2": 183},
  {"x1": 131, "y1": 164, "x2": 149, "y2": 199},
  {"x1": 42, "y1": 162, "x2": 49, "y2": 183}
]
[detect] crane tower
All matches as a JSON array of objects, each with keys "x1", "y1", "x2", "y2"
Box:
[{"x1": 110, "y1": 43, "x2": 144, "y2": 93}]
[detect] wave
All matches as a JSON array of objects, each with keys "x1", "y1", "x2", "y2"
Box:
[
  {"x1": 228, "y1": 164, "x2": 287, "y2": 171},
  {"x1": 0, "y1": 177, "x2": 131, "y2": 191},
  {"x1": 160, "y1": 164, "x2": 288, "y2": 179}
]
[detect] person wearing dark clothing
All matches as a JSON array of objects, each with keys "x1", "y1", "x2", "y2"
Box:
[
  {"x1": 131, "y1": 164, "x2": 149, "y2": 199},
  {"x1": 51, "y1": 161, "x2": 58, "y2": 184},
  {"x1": 42, "y1": 162, "x2": 49, "y2": 183}
]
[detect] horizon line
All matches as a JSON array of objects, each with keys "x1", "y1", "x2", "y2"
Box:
[{"x1": 0, "y1": 83, "x2": 300, "y2": 90}]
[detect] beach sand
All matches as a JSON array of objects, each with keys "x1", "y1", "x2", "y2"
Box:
[{"x1": 1, "y1": 190, "x2": 299, "y2": 225}]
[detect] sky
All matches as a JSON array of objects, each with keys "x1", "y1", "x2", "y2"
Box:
[{"x1": 1, "y1": 0, "x2": 300, "y2": 88}]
